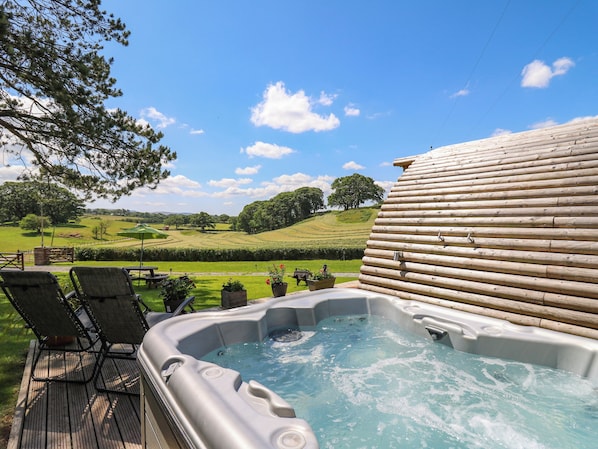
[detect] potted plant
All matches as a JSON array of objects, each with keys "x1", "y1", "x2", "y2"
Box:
[
  {"x1": 221, "y1": 278, "x2": 247, "y2": 309},
  {"x1": 307, "y1": 264, "x2": 336, "y2": 291},
  {"x1": 266, "y1": 263, "x2": 288, "y2": 297},
  {"x1": 160, "y1": 275, "x2": 195, "y2": 312}
]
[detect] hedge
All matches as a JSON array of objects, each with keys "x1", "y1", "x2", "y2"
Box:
[{"x1": 75, "y1": 246, "x2": 365, "y2": 262}]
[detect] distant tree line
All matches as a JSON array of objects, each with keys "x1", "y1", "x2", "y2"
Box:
[
  {"x1": 0, "y1": 173, "x2": 385, "y2": 236},
  {"x1": 236, "y1": 174, "x2": 385, "y2": 234},
  {"x1": 236, "y1": 187, "x2": 325, "y2": 234}
]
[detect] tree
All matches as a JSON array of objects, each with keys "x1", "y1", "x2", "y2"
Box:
[
  {"x1": 0, "y1": 180, "x2": 84, "y2": 224},
  {"x1": 293, "y1": 187, "x2": 324, "y2": 217},
  {"x1": 235, "y1": 187, "x2": 325, "y2": 234},
  {"x1": 164, "y1": 214, "x2": 186, "y2": 230},
  {"x1": 328, "y1": 173, "x2": 385, "y2": 210},
  {"x1": 0, "y1": 0, "x2": 175, "y2": 200},
  {"x1": 190, "y1": 212, "x2": 215, "y2": 232},
  {"x1": 19, "y1": 213, "x2": 48, "y2": 233}
]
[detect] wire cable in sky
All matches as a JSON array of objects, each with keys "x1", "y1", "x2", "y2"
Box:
[
  {"x1": 473, "y1": 0, "x2": 581, "y2": 133},
  {"x1": 432, "y1": 0, "x2": 512, "y2": 145}
]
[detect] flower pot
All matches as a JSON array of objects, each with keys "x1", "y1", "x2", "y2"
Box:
[
  {"x1": 221, "y1": 290, "x2": 248, "y2": 309},
  {"x1": 163, "y1": 297, "x2": 187, "y2": 313},
  {"x1": 307, "y1": 277, "x2": 336, "y2": 291},
  {"x1": 46, "y1": 335, "x2": 76, "y2": 347},
  {"x1": 271, "y1": 282, "x2": 288, "y2": 297}
]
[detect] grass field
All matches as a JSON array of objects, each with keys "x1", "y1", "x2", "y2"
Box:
[
  {"x1": 0, "y1": 209, "x2": 377, "y2": 445},
  {"x1": 0, "y1": 208, "x2": 377, "y2": 253}
]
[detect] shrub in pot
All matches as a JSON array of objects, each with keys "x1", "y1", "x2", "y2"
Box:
[{"x1": 221, "y1": 278, "x2": 247, "y2": 309}]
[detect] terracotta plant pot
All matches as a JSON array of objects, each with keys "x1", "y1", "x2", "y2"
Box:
[
  {"x1": 307, "y1": 277, "x2": 336, "y2": 291},
  {"x1": 271, "y1": 282, "x2": 288, "y2": 297},
  {"x1": 221, "y1": 290, "x2": 248, "y2": 309}
]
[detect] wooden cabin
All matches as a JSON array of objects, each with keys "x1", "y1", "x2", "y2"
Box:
[{"x1": 360, "y1": 118, "x2": 598, "y2": 339}]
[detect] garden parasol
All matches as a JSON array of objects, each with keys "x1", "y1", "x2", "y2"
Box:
[{"x1": 117, "y1": 223, "x2": 168, "y2": 268}]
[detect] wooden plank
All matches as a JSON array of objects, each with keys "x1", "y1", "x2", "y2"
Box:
[
  {"x1": 369, "y1": 225, "x2": 598, "y2": 242},
  {"x1": 8, "y1": 341, "x2": 142, "y2": 449},
  {"x1": 7, "y1": 341, "x2": 36, "y2": 449},
  {"x1": 20, "y1": 347, "x2": 49, "y2": 449},
  {"x1": 362, "y1": 119, "x2": 598, "y2": 338}
]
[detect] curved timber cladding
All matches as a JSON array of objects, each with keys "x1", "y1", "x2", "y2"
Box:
[{"x1": 360, "y1": 118, "x2": 598, "y2": 339}]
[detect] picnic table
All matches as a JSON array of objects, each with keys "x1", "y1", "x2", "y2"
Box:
[{"x1": 123, "y1": 266, "x2": 168, "y2": 288}]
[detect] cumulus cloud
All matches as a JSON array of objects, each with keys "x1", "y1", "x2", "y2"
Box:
[
  {"x1": 241, "y1": 141, "x2": 295, "y2": 159},
  {"x1": 0, "y1": 163, "x2": 29, "y2": 183},
  {"x1": 190, "y1": 128, "x2": 205, "y2": 135},
  {"x1": 208, "y1": 178, "x2": 252, "y2": 188},
  {"x1": 376, "y1": 180, "x2": 395, "y2": 193},
  {"x1": 521, "y1": 57, "x2": 574, "y2": 88},
  {"x1": 379, "y1": 161, "x2": 392, "y2": 167},
  {"x1": 250, "y1": 81, "x2": 340, "y2": 133},
  {"x1": 344, "y1": 105, "x2": 360, "y2": 116},
  {"x1": 318, "y1": 91, "x2": 337, "y2": 106},
  {"x1": 342, "y1": 161, "x2": 365, "y2": 170},
  {"x1": 211, "y1": 172, "x2": 335, "y2": 200},
  {"x1": 133, "y1": 174, "x2": 204, "y2": 197},
  {"x1": 235, "y1": 165, "x2": 261, "y2": 175},
  {"x1": 140, "y1": 107, "x2": 176, "y2": 128}
]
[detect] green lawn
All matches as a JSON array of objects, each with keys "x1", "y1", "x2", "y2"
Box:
[
  {"x1": 0, "y1": 208, "x2": 377, "y2": 253},
  {"x1": 0, "y1": 260, "x2": 361, "y2": 446},
  {"x1": 0, "y1": 209, "x2": 374, "y2": 445}
]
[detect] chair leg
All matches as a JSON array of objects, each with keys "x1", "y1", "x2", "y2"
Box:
[
  {"x1": 30, "y1": 337, "x2": 100, "y2": 384},
  {"x1": 93, "y1": 343, "x2": 141, "y2": 396}
]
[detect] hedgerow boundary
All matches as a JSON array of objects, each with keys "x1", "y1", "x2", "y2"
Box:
[{"x1": 75, "y1": 246, "x2": 365, "y2": 262}]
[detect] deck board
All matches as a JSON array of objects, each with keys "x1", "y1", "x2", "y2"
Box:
[{"x1": 8, "y1": 341, "x2": 141, "y2": 449}]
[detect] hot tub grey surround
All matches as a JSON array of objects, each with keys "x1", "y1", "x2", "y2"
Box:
[{"x1": 138, "y1": 288, "x2": 598, "y2": 449}]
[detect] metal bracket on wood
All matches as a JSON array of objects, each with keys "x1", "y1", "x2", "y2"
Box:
[
  {"x1": 467, "y1": 232, "x2": 474, "y2": 243},
  {"x1": 437, "y1": 231, "x2": 444, "y2": 242}
]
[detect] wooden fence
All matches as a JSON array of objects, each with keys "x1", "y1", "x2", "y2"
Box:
[
  {"x1": 0, "y1": 252, "x2": 25, "y2": 270},
  {"x1": 360, "y1": 118, "x2": 598, "y2": 339}
]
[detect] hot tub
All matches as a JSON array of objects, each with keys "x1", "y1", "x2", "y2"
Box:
[{"x1": 138, "y1": 288, "x2": 598, "y2": 449}]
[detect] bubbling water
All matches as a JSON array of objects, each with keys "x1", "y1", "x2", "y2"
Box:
[{"x1": 202, "y1": 315, "x2": 598, "y2": 449}]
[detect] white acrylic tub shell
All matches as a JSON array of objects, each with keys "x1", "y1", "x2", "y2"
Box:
[{"x1": 138, "y1": 288, "x2": 598, "y2": 449}]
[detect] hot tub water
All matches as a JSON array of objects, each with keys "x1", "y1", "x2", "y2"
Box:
[{"x1": 203, "y1": 315, "x2": 598, "y2": 449}]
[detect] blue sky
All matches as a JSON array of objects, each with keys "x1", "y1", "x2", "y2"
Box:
[{"x1": 5, "y1": 1, "x2": 598, "y2": 215}]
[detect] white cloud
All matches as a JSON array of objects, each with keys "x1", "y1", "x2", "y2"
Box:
[
  {"x1": 250, "y1": 81, "x2": 340, "y2": 133},
  {"x1": 190, "y1": 128, "x2": 205, "y2": 135},
  {"x1": 491, "y1": 128, "x2": 512, "y2": 137},
  {"x1": 530, "y1": 119, "x2": 558, "y2": 129},
  {"x1": 521, "y1": 57, "x2": 574, "y2": 88},
  {"x1": 235, "y1": 165, "x2": 261, "y2": 175},
  {"x1": 344, "y1": 105, "x2": 360, "y2": 116},
  {"x1": 450, "y1": 88, "x2": 470, "y2": 98},
  {"x1": 132, "y1": 174, "x2": 203, "y2": 197},
  {"x1": 0, "y1": 163, "x2": 29, "y2": 183},
  {"x1": 241, "y1": 141, "x2": 295, "y2": 159},
  {"x1": 211, "y1": 172, "x2": 335, "y2": 200},
  {"x1": 376, "y1": 180, "x2": 395, "y2": 193},
  {"x1": 379, "y1": 161, "x2": 392, "y2": 167},
  {"x1": 343, "y1": 161, "x2": 365, "y2": 170},
  {"x1": 208, "y1": 178, "x2": 252, "y2": 188},
  {"x1": 140, "y1": 107, "x2": 176, "y2": 128},
  {"x1": 318, "y1": 91, "x2": 337, "y2": 106}
]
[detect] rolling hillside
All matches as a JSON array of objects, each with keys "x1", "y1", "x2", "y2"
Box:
[{"x1": 0, "y1": 208, "x2": 378, "y2": 253}]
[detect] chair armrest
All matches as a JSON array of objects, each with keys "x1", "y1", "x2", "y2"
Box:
[{"x1": 172, "y1": 296, "x2": 195, "y2": 316}]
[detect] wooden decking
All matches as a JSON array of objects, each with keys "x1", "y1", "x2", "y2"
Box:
[{"x1": 8, "y1": 341, "x2": 141, "y2": 449}]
